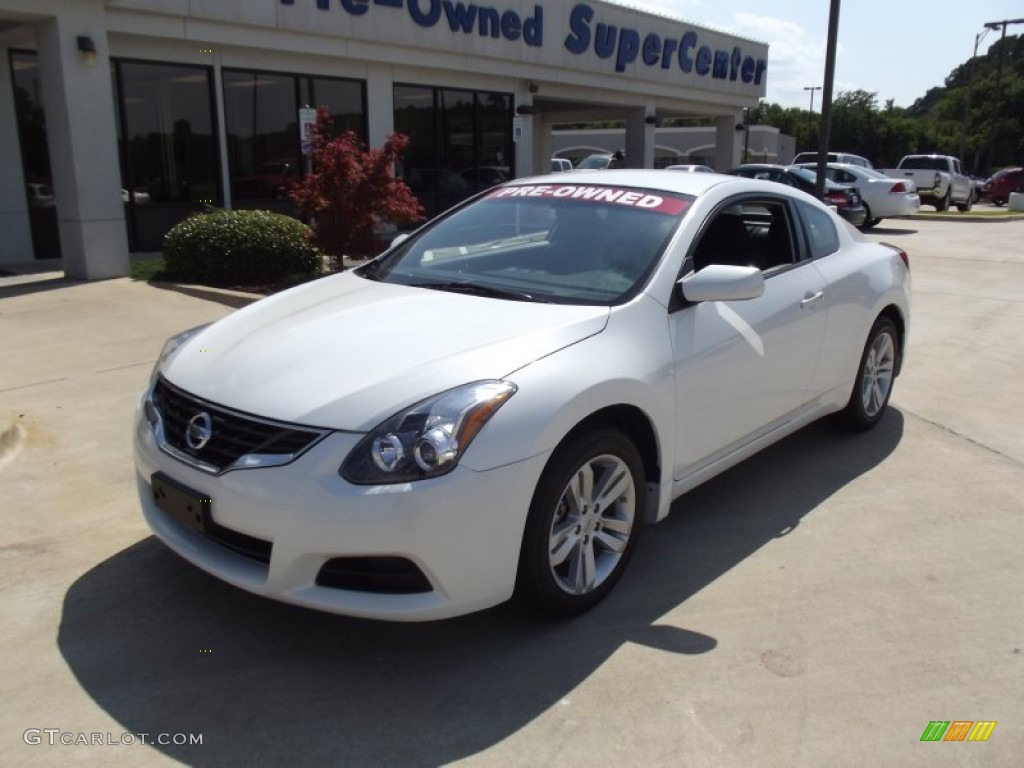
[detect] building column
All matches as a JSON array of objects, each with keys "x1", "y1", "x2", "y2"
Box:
[
  {"x1": 715, "y1": 114, "x2": 742, "y2": 171},
  {"x1": 365, "y1": 63, "x2": 395, "y2": 149},
  {"x1": 36, "y1": 3, "x2": 128, "y2": 279},
  {"x1": 0, "y1": 47, "x2": 33, "y2": 266},
  {"x1": 512, "y1": 82, "x2": 536, "y2": 179},
  {"x1": 624, "y1": 104, "x2": 655, "y2": 169}
]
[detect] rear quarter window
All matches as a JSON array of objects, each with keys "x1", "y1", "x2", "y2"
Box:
[{"x1": 797, "y1": 201, "x2": 839, "y2": 259}]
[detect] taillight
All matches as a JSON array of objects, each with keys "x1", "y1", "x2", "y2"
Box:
[
  {"x1": 881, "y1": 242, "x2": 909, "y2": 269},
  {"x1": 890, "y1": 182, "x2": 906, "y2": 194},
  {"x1": 824, "y1": 193, "x2": 847, "y2": 207},
  {"x1": 933, "y1": 172, "x2": 941, "y2": 189}
]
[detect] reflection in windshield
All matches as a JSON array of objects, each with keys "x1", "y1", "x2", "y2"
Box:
[{"x1": 358, "y1": 185, "x2": 693, "y2": 305}]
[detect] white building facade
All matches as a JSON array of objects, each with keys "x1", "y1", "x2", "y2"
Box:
[{"x1": 0, "y1": 0, "x2": 768, "y2": 278}]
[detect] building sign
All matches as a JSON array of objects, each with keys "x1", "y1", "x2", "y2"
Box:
[{"x1": 279, "y1": 0, "x2": 768, "y2": 89}]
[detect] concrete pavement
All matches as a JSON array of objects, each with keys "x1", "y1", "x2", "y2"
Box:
[{"x1": 1, "y1": 221, "x2": 1022, "y2": 767}]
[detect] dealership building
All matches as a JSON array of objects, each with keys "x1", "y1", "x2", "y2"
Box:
[{"x1": 0, "y1": 0, "x2": 768, "y2": 279}]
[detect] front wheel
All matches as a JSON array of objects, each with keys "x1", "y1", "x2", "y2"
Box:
[
  {"x1": 834, "y1": 316, "x2": 899, "y2": 431},
  {"x1": 516, "y1": 429, "x2": 644, "y2": 617}
]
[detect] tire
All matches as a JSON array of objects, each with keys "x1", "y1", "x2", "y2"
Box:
[
  {"x1": 859, "y1": 204, "x2": 878, "y2": 229},
  {"x1": 956, "y1": 189, "x2": 974, "y2": 212},
  {"x1": 834, "y1": 316, "x2": 899, "y2": 431},
  {"x1": 934, "y1": 187, "x2": 951, "y2": 212},
  {"x1": 516, "y1": 429, "x2": 644, "y2": 617}
]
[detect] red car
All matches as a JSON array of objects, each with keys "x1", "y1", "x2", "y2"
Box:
[{"x1": 981, "y1": 167, "x2": 1024, "y2": 206}]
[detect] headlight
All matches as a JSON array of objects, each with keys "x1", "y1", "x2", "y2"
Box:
[
  {"x1": 340, "y1": 381, "x2": 517, "y2": 484},
  {"x1": 150, "y1": 323, "x2": 212, "y2": 382}
]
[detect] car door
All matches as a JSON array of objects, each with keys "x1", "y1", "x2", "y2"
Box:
[{"x1": 669, "y1": 196, "x2": 828, "y2": 480}]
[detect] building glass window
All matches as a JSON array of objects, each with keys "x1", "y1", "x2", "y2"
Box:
[
  {"x1": 224, "y1": 69, "x2": 366, "y2": 209},
  {"x1": 112, "y1": 60, "x2": 220, "y2": 251},
  {"x1": 394, "y1": 84, "x2": 512, "y2": 218},
  {"x1": 9, "y1": 50, "x2": 60, "y2": 259}
]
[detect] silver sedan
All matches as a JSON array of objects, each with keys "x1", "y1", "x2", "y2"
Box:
[{"x1": 792, "y1": 162, "x2": 920, "y2": 228}]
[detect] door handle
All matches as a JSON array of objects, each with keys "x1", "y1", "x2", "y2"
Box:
[{"x1": 800, "y1": 291, "x2": 824, "y2": 310}]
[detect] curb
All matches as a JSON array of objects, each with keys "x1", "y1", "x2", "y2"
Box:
[
  {"x1": 148, "y1": 281, "x2": 264, "y2": 309},
  {"x1": 893, "y1": 213, "x2": 1024, "y2": 224}
]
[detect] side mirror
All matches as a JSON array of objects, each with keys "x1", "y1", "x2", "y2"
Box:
[
  {"x1": 678, "y1": 264, "x2": 764, "y2": 303},
  {"x1": 390, "y1": 233, "x2": 410, "y2": 249}
]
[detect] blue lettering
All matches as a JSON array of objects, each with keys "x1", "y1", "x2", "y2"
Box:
[
  {"x1": 376, "y1": 0, "x2": 402, "y2": 6},
  {"x1": 730, "y1": 47, "x2": 741, "y2": 80},
  {"x1": 501, "y1": 10, "x2": 521, "y2": 41},
  {"x1": 695, "y1": 45, "x2": 711, "y2": 75},
  {"x1": 642, "y1": 33, "x2": 661, "y2": 66},
  {"x1": 741, "y1": 56, "x2": 755, "y2": 83},
  {"x1": 564, "y1": 3, "x2": 592, "y2": 55},
  {"x1": 443, "y1": 2, "x2": 477, "y2": 32},
  {"x1": 678, "y1": 31, "x2": 696, "y2": 73},
  {"x1": 661, "y1": 36, "x2": 677, "y2": 69},
  {"x1": 523, "y1": 5, "x2": 542, "y2": 46},
  {"x1": 408, "y1": 0, "x2": 440, "y2": 26},
  {"x1": 477, "y1": 7, "x2": 499, "y2": 37},
  {"x1": 340, "y1": 0, "x2": 367, "y2": 15},
  {"x1": 615, "y1": 28, "x2": 639, "y2": 72},
  {"x1": 754, "y1": 58, "x2": 767, "y2": 85},
  {"x1": 712, "y1": 49, "x2": 728, "y2": 78},
  {"x1": 594, "y1": 23, "x2": 616, "y2": 59}
]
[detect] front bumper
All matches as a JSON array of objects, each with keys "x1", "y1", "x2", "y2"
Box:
[{"x1": 134, "y1": 405, "x2": 548, "y2": 621}]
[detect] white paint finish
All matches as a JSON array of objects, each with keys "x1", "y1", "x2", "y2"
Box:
[
  {"x1": 365, "y1": 61, "x2": 394, "y2": 149},
  {"x1": 714, "y1": 113, "x2": 740, "y2": 170},
  {"x1": 0, "y1": 46, "x2": 33, "y2": 264},
  {"x1": 35, "y1": 5, "x2": 129, "y2": 278}
]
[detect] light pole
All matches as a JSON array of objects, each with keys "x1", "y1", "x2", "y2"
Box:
[
  {"x1": 983, "y1": 18, "x2": 1024, "y2": 173},
  {"x1": 803, "y1": 85, "x2": 821, "y2": 150},
  {"x1": 960, "y1": 28, "x2": 992, "y2": 170}
]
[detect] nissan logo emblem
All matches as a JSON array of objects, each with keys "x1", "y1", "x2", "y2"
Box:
[{"x1": 185, "y1": 412, "x2": 213, "y2": 451}]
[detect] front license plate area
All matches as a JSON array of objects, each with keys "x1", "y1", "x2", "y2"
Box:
[{"x1": 151, "y1": 472, "x2": 211, "y2": 535}]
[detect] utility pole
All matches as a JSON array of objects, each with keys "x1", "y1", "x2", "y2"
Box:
[
  {"x1": 983, "y1": 18, "x2": 1024, "y2": 173},
  {"x1": 814, "y1": 0, "x2": 840, "y2": 198},
  {"x1": 803, "y1": 85, "x2": 821, "y2": 150}
]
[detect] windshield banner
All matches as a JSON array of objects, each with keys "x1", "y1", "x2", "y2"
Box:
[{"x1": 488, "y1": 185, "x2": 691, "y2": 215}]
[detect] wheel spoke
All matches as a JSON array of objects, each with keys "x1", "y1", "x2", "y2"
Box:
[
  {"x1": 549, "y1": 522, "x2": 578, "y2": 566},
  {"x1": 594, "y1": 529, "x2": 627, "y2": 554},
  {"x1": 600, "y1": 515, "x2": 632, "y2": 535},
  {"x1": 593, "y1": 466, "x2": 631, "y2": 509},
  {"x1": 570, "y1": 464, "x2": 595, "y2": 510}
]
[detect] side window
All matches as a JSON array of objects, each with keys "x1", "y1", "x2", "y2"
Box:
[
  {"x1": 691, "y1": 199, "x2": 798, "y2": 273},
  {"x1": 797, "y1": 201, "x2": 839, "y2": 259}
]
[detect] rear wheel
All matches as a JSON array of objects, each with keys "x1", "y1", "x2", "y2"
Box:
[
  {"x1": 934, "y1": 187, "x2": 951, "y2": 211},
  {"x1": 516, "y1": 429, "x2": 644, "y2": 617},
  {"x1": 956, "y1": 189, "x2": 974, "y2": 212},
  {"x1": 834, "y1": 316, "x2": 899, "y2": 431},
  {"x1": 859, "y1": 204, "x2": 878, "y2": 229}
]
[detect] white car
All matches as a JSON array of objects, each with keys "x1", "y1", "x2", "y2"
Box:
[
  {"x1": 664, "y1": 164, "x2": 716, "y2": 173},
  {"x1": 134, "y1": 170, "x2": 910, "y2": 621},
  {"x1": 791, "y1": 162, "x2": 920, "y2": 228}
]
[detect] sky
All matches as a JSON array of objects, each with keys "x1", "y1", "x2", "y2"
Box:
[{"x1": 610, "y1": 0, "x2": 1024, "y2": 109}]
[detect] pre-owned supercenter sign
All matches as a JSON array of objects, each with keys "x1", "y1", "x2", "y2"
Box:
[{"x1": 280, "y1": 0, "x2": 768, "y2": 87}]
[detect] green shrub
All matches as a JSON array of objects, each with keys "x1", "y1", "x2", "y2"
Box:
[{"x1": 162, "y1": 209, "x2": 323, "y2": 286}]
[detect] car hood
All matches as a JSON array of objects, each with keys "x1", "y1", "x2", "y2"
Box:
[{"x1": 161, "y1": 272, "x2": 609, "y2": 430}]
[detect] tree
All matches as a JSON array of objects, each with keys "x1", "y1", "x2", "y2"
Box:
[{"x1": 289, "y1": 107, "x2": 424, "y2": 265}]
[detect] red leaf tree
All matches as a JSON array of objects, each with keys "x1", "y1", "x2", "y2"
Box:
[{"x1": 289, "y1": 107, "x2": 424, "y2": 264}]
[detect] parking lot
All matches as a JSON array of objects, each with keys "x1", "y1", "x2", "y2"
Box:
[{"x1": 1, "y1": 216, "x2": 1022, "y2": 767}]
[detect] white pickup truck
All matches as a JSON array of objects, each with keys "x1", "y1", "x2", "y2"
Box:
[{"x1": 882, "y1": 155, "x2": 974, "y2": 212}]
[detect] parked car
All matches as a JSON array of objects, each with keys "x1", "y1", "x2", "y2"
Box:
[
  {"x1": 664, "y1": 164, "x2": 715, "y2": 173},
  {"x1": 576, "y1": 151, "x2": 626, "y2": 170},
  {"x1": 791, "y1": 162, "x2": 920, "y2": 228},
  {"x1": 550, "y1": 158, "x2": 573, "y2": 173},
  {"x1": 980, "y1": 167, "x2": 1024, "y2": 206},
  {"x1": 792, "y1": 151, "x2": 873, "y2": 169},
  {"x1": 135, "y1": 169, "x2": 909, "y2": 621},
  {"x1": 881, "y1": 155, "x2": 973, "y2": 212},
  {"x1": 725, "y1": 164, "x2": 867, "y2": 227}
]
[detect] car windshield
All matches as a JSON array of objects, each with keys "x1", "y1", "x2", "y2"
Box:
[
  {"x1": 576, "y1": 155, "x2": 611, "y2": 170},
  {"x1": 359, "y1": 184, "x2": 694, "y2": 305}
]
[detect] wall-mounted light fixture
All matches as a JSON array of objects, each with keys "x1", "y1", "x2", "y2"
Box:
[
  {"x1": 77, "y1": 35, "x2": 97, "y2": 66},
  {"x1": 528, "y1": 82, "x2": 539, "y2": 94},
  {"x1": 515, "y1": 104, "x2": 540, "y2": 116},
  {"x1": 644, "y1": 115, "x2": 657, "y2": 125}
]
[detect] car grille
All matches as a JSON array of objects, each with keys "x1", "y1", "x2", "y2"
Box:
[{"x1": 150, "y1": 377, "x2": 328, "y2": 474}]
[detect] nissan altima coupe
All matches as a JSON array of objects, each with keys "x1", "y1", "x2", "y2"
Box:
[{"x1": 134, "y1": 170, "x2": 910, "y2": 621}]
